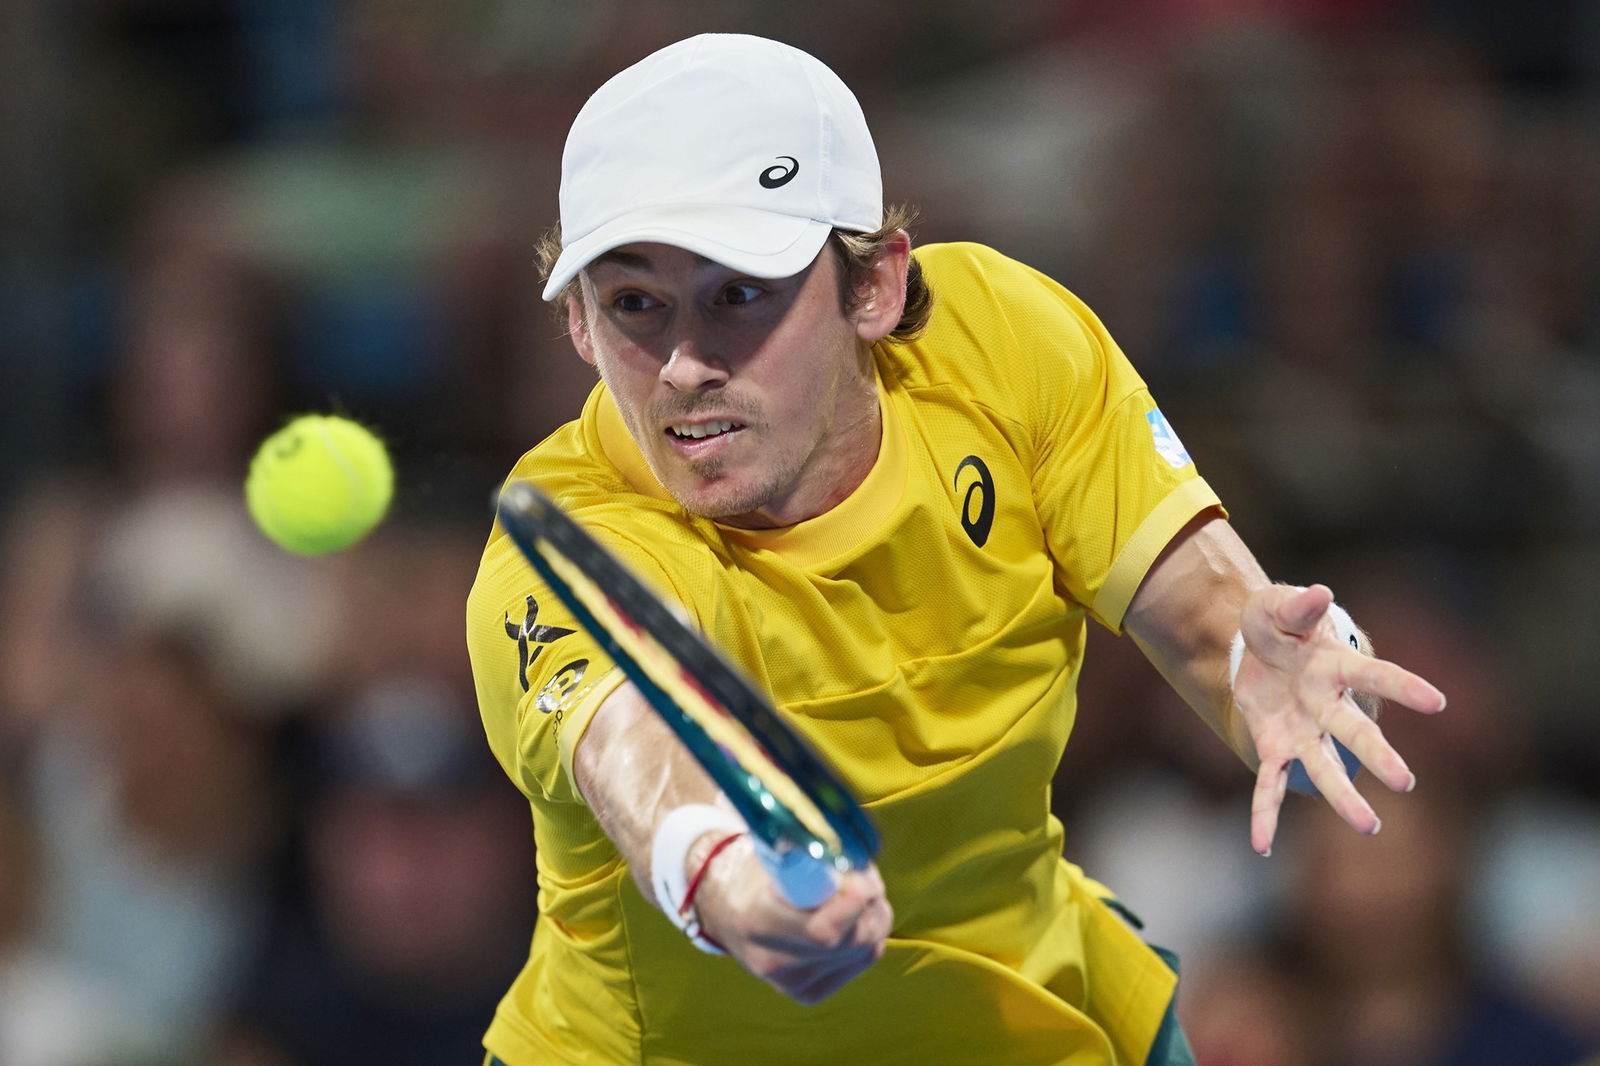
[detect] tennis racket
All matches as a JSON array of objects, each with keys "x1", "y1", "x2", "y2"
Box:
[{"x1": 496, "y1": 479, "x2": 879, "y2": 907}]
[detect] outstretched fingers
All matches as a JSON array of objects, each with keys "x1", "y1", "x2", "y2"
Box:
[
  {"x1": 1300, "y1": 732, "x2": 1381, "y2": 835},
  {"x1": 1250, "y1": 758, "x2": 1291, "y2": 856},
  {"x1": 1338, "y1": 652, "x2": 1447, "y2": 715},
  {"x1": 1252, "y1": 690, "x2": 1422, "y2": 855},
  {"x1": 1251, "y1": 732, "x2": 1382, "y2": 856},
  {"x1": 1325, "y1": 694, "x2": 1414, "y2": 793}
]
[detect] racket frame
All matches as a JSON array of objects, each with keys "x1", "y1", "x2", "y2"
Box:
[{"x1": 496, "y1": 481, "x2": 879, "y2": 880}]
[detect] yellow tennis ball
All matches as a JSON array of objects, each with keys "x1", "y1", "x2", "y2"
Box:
[{"x1": 245, "y1": 415, "x2": 394, "y2": 555}]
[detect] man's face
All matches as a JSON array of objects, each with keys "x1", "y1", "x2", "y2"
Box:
[{"x1": 569, "y1": 242, "x2": 885, "y2": 527}]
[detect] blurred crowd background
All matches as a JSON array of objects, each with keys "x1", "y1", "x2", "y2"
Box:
[{"x1": 2, "y1": 1, "x2": 1598, "y2": 1064}]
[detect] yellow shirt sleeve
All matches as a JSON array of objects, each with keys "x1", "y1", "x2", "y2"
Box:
[
  {"x1": 467, "y1": 514, "x2": 707, "y2": 806},
  {"x1": 468, "y1": 530, "x2": 619, "y2": 805},
  {"x1": 941, "y1": 247, "x2": 1222, "y2": 633}
]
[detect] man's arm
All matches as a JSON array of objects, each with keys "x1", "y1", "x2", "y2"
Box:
[
  {"x1": 571, "y1": 683, "x2": 893, "y2": 1003},
  {"x1": 1122, "y1": 512, "x2": 1447, "y2": 855}
]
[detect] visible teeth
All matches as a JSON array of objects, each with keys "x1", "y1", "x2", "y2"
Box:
[{"x1": 670, "y1": 420, "x2": 738, "y2": 439}]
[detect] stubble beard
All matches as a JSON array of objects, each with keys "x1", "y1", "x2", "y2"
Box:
[
  {"x1": 669, "y1": 450, "x2": 795, "y2": 522},
  {"x1": 672, "y1": 376, "x2": 871, "y2": 526},
  {"x1": 646, "y1": 397, "x2": 785, "y2": 521}
]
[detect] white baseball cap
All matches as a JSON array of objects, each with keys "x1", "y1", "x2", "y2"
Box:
[{"x1": 541, "y1": 33, "x2": 884, "y2": 301}]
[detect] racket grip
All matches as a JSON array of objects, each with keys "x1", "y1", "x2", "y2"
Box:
[{"x1": 754, "y1": 840, "x2": 839, "y2": 908}]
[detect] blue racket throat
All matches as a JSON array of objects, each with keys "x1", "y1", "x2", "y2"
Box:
[
  {"x1": 756, "y1": 840, "x2": 840, "y2": 909},
  {"x1": 1287, "y1": 738, "x2": 1362, "y2": 797}
]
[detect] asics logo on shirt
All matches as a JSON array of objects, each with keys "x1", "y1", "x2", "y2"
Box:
[
  {"x1": 503, "y1": 594, "x2": 575, "y2": 692},
  {"x1": 537, "y1": 658, "x2": 589, "y2": 716},
  {"x1": 759, "y1": 156, "x2": 799, "y2": 189},
  {"x1": 953, "y1": 455, "x2": 995, "y2": 547}
]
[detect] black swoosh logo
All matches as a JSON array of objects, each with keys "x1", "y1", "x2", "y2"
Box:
[
  {"x1": 953, "y1": 455, "x2": 995, "y2": 547},
  {"x1": 759, "y1": 156, "x2": 799, "y2": 189}
]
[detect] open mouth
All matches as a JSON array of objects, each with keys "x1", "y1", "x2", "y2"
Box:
[{"x1": 666, "y1": 420, "x2": 745, "y2": 441}]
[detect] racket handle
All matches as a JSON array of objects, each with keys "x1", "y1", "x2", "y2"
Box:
[{"x1": 754, "y1": 840, "x2": 839, "y2": 908}]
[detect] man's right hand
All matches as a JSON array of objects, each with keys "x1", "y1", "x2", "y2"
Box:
[{"x1": 693, "y1": 835, "x2": 893, "y2": 1005}]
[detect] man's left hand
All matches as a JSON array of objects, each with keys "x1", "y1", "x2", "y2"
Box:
[{"x1": 1234, "y1": 583, "x2": 1447, "y2": 856}]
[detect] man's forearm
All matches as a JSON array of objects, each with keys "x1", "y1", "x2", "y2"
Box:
[
  {"x1": 572, "y1": 682, "x2": 730, "y2": 901},
  {"x1": 1123, "y1": 512, "x2": 1271, "y2": 766}
]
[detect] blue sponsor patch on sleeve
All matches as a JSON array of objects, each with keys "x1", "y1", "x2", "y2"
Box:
[{"x1": 1146, "y1": 408, "x2": 1193, "y2": 468}]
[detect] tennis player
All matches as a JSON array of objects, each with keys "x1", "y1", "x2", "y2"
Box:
[{"x1": 466, "y1": 33, "x2": 1447, "y2": 1066}]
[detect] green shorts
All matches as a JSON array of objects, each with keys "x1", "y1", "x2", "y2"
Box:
[{"x1": 1147, "y1": 946, "x2": 1199, "y2": 1066}]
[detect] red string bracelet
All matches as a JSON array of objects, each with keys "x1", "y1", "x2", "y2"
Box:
[{"x1": 678, "y1": 831, "x2": 746, "y2": 920}]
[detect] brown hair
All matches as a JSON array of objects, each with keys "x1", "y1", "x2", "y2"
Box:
[{"x1": 536, "y1": 203, "x2": 934, "y2": 343}]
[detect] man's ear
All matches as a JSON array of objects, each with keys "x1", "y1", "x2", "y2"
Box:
[
  {"x1": 568, "y1": 295, "x2": 597, "y2": 366},
  {"x1": 851, "y1": 229, "x2": 912, "y2": 344}
]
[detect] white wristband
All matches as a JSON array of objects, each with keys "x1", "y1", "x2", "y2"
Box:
[
  {"x1": 650, "y1": 804, "x2": 746, "y2": 955},
  {"x1": 1229, "y1": 592, "x2": 1358, "y2": 688}
]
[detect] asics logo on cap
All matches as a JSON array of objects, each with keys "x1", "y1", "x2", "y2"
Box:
[{"x1": 758, "y1": 156, "x2": 800, "y2": 189}]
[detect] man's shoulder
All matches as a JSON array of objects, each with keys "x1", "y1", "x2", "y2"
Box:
[
  {"x1": 472, "y1": 395, "x2": 647, "y2": 594},
  {"x1": 475, "y1": 434, "x2": 713, "y2": 612},
  {"x1": 910, "y1": 241, "x2": 1093, "y2": 339},
  {"x1": 886, "y1": 241, "x2": 1092, "y2": 395},
  {"x1": 914, "y1": 241, "x2": 1037, "y2": 289}
]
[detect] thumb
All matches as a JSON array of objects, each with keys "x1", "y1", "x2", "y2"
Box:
[{"x1": 1272, "y1": 584, "x2": 1333, "y2": 638}]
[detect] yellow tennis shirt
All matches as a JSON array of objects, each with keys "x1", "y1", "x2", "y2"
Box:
[{"x1": 466, "y1": 242, "x2": 1223, "y2": 1065}]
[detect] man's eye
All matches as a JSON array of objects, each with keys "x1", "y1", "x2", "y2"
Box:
[
  {"x1": 720, "y1": 283, "x2": 762, "y2": 306},
  {"x1": 613, "y1": 292, "x2": 656, "y2": 313}
]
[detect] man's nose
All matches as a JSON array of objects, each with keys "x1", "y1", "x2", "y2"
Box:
[{"x1": 659, "y1": 323, "x2": 729, "y2": 391}]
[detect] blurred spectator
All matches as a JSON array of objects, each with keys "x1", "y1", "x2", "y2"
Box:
[
  {"x1": 216, "y1": 674, "x2": 534, "y2": 1066},
  {"x1": 0, "y1": 787, "x2": 159, "y2": 1066},
  {"x1": 27, "y1": 628, "x2": 276, "y2": 1062},
  {"x1": 1084, "y1": 16, "x2": 1329, "y2": 375},
  {"x1": 1278, "y1": 783, "x2": 1589, "y2": 1066},
  {"x1": 1181, "y1": 952, "x2": 1311, "y2": 1066},
  {"x1": 318, "y1": 518, "x2": 486, "y2": 695},
  {"x1": 0, "y1": 168, "x2": 346, "y2": 735},
  {"x1": 184, "y1": 0, "x2": 536, "y2": 463},
  {"x1": 1469, "y1": 791, "x2": 1600, "y2": 1049},
  {"x1": 0, "y1": 480, "x2": 105, "y2": 751}
]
